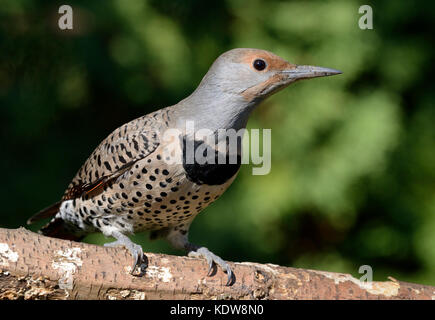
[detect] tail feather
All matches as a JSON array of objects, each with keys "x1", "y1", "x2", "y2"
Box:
[
  {"x1": 39, "y1": 218, "x2": 85, "y2": 242},
  {"x1": 27, "y1": 201, "x2": 62, "y2": 225},
  {"x1": 29, "y1": 201, "x2": 84, "y2": 242}
]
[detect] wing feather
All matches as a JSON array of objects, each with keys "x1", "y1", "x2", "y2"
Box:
[{"x1": 28, "y1": 109, "x2": 171, "y2": 224}]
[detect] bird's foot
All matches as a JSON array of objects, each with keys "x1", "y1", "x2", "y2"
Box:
[
  {"x1": 104, "y1": 232, "x2": 147, "y2": 276},
  {"x1": 188, "y1": 246, "x2": 234, "y2": 286}
]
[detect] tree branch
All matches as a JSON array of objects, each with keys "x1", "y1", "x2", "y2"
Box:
[{"x1": 0, "y1": 227, "x2": 433, "y2": 300}]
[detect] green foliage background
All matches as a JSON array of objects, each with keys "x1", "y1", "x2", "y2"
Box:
[{"x1": 1, "y1": 1, "x2": 434, "y2": 285}]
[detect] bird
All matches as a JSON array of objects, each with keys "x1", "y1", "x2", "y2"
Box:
[{"x1": 27, "y1": 48, "x2": 341, "y2": 285}]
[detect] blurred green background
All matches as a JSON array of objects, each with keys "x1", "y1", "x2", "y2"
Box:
[{"x1": 1, "y1": 0, "x2": 434, "y2": 285}]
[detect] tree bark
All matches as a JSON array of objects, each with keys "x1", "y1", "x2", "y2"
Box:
[{"x1": 0, "y1": 227, "x2": 433, "y2": 300}]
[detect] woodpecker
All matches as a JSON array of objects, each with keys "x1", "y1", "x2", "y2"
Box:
[{"x1": 28, "y1": 48, "x2": 341, "y2": 285}]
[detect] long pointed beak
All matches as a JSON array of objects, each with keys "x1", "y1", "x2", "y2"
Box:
[{"x1": 281, "y1": 65, "x2": 342, "y2": 81}]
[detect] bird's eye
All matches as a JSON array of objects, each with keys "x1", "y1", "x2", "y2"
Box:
[{"x1": 253, "y1": 59, "x2": 266, "y2": 71}]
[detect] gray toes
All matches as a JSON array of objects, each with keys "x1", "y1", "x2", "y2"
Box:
[
  {"x1": 104, "y1": 236, "x2": 147, "y2": 276},
  {"x1": 188, "y1": 247, "x2": 234, "y2": 285},
  {"x1": 104, "y1": 240, "x2": 122, "y2": 248}
]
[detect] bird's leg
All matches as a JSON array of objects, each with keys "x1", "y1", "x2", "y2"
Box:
[
  {"x1": 166, "y1": 227, "x2": 234, "y2": 286},
  {"x1": 104, "y1": 230, "x2": 147, "y2": 276}
]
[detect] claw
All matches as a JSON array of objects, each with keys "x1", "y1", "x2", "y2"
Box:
[
  {"x1": 225, "y1": 267, "x2": 233, "y2": 286},
  {"x1": 130, "y1": 247, "x2": 147, "y2": 276},
  {"x1": 104, "y1": 231, "x2": 147, "y2": 276},
  {"x1": 188, "y1": 246, "x2": 234, "y2": 286},
  {"x1": 207, "y1": 259, "x2": 214, "y2": 276},
  {"x1": 131, "y1": 253, "x2": 147, "y2": 277}
]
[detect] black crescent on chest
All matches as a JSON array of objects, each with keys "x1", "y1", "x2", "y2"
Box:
[{"x1": 181, "y1": 135, "x2": 241, "y2": 186}]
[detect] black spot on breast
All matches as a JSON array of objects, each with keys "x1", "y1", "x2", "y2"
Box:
[{"x1": 181, "y1": 135, "x2": 241, "y2": 186}]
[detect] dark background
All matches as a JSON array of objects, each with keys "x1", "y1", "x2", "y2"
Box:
[{"x1": 1, "y1": 0, "x2": 434, "y2": 285}]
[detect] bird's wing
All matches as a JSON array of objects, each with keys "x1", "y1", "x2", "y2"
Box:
[
  {"x1": 28, "y1": 110, "x2": 171, "y2": 224},
  {"x1": 63, "y1": 112, "x2": 165, "y2": 201}
]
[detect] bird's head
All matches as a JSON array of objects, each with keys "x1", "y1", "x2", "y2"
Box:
[
  {"x1": 179, "y1": 48, "x2": 342, "y2": 131},
  {"x1": 200, "y1": 48, "x2": 342, "y2": 104}
]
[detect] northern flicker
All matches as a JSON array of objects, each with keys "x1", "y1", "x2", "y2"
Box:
[{"x1": 28, "y1": 48, "x2": 341, "y2": 285}]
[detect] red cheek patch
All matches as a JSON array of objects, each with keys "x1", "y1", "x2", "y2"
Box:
[{"x1": 239, "y1": 50, "x2": 296, "y2": 72}]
